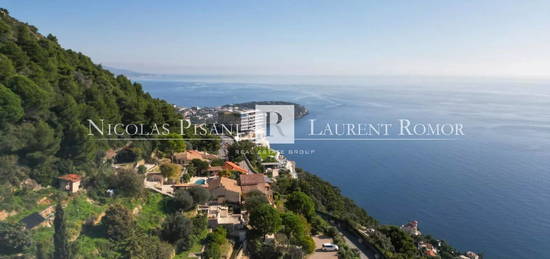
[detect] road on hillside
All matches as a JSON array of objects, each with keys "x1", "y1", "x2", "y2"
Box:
[{"x1": 337, "y1": 224, "x2": 377, "y2": 259}]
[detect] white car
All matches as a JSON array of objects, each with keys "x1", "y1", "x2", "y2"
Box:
[{"x1": 322, "y1": 243, "x2": 339, "y2": 251}]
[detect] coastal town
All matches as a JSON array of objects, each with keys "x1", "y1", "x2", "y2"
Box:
[
  {"x1": 175, "y1": 101, "x2": 309, "y2": 125},
  {"x1": 3, "y1": 105, "x2": 480, "y2": 259}
]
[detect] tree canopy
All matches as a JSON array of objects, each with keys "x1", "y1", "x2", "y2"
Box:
[
  {"x1": 0, "y1": 11, "x2": 218, "y2": 187},
  {"x1": 53, "y1": 203, "x2": 70, "y2": 259},
  {"x1": 249, "y1": 203, "x2": 282, "y2": 238},
  {"x1": 102, "y1": 204, "x2": 135, "y2": 241},
  {"x1": 188, "y1": 186, "x2": 210, "y2": 205},
  {"x1": 285, "y1": 191, "x2": 315, "y2": 219},
  {"x1": 0, "y1": 222, "x2": 32, "y2": 255},
  {"x1": 0, "y1": 83, "x2": 23, "y2": 126},
  {"x1": 160, "y1": 163, "x2": 182, "y2": 180},
  {"x1": 160, "y1": 214, "x2": 192, "y2": 244},
  {"x1": 173, "y1": 189, "x2": 194, "y2": 211},
  {"x1": 158, "y1": 133, "x2": 186, "y2": 155}
]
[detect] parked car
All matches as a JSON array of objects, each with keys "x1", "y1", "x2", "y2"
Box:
[{"x1": 322, "y1": 243, "x2": 339, "y2": 251}]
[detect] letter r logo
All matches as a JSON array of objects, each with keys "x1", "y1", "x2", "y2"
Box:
[{"x1": 255, "y1": 105, "x2": 294, "y2": 144}]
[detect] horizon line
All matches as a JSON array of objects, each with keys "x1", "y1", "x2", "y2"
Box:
[{"x1": 103, "y1": 65, "x2": 550, "y2": 81}]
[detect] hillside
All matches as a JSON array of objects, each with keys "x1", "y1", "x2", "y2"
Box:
[{"x1": 0, "y1": 9, "x2": 182, "y2": 186}]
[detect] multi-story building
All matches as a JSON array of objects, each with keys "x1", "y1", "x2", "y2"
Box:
[{"x1": 217, "y1": 108, "x2": 264, "y2": 134}]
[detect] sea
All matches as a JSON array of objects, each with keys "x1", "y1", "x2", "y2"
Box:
[{"x1": 137, "y1": 75, "x2": 550, "y2": 259}]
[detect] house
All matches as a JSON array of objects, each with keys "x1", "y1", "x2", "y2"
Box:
[
  {"x1": 418, "y1": 241, "x2": 438, "y2": 257},
  {"x1": 207, "y1": 177, "x2": 241, "y2": 204},
  {"x1": 239, "y1": 174, "x2": 273, "y2": 202},
  {"x1": 198, "y1": 204, "x2": 244, "y2": 231},
  {"x1": 58, "y1": 174, "x2": 81, "y2": 193},
  {"x1": 400, "y1": 220, "x2": 421, "y2": 236},
  {"x1": 172, "y1": 150, "x2": 218, "y2": 165},
  {"x1": 223, "y1": 161, "x2": 248, "y2": 174},
  {"x1": 239, "y1": 173, "x2": 266, "y2": 186},
  {"x1": 217, "y1": 109, "x2": 264, "y2": 134}
]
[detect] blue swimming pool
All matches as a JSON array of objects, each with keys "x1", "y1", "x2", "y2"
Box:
[{"x1": 194, "y1": 179, "x2": 206, "y2": 185}]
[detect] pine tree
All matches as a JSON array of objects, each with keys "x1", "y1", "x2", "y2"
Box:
[{"x1": 53, "y1": 203, "x2": 70, "y2": 259}]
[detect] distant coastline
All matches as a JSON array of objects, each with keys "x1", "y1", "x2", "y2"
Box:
[
  {"x1": 175, "y1": 101, "x2": 308, "y2": 125},
  {"x1": 222, "y1": 101, "x2": 309, "y2": 119}
]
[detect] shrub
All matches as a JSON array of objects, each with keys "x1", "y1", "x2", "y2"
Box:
[
  {"x1": 102, "y1": 204, "x2": 134, "y2": 241},
  {"x1": 108, "y1": 169, "x2": 144, "y2": 198},
  {"x1": 160, "y1": 214, "x2": 192, "y2": 244},
  {"x1": 0, "y1": 222, "x2": 32, "y2": 254},
  {"x1": 188, "y1": 186, "x2": 210, "y2": 205},
  {"x1": 173, "y1": 189, "x2": 194, "y2": 211}
]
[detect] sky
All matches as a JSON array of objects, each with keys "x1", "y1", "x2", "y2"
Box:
[{"x1": 2, "y1": 0, "x2": 550, "y2": 77}]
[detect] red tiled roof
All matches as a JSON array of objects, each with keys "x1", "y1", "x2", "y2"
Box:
[
  {"x1": 223, "y1": 161, "x2": 248, "y2": 174},
  {"x1": 239, "y1": 174, "x2": 265, "y2": 186},
  {"x1": 173, "y1": 150, "x2": 218, "y2": 162},
  {"x1": 207, "y1": 177, "x2": 241, "y2": 193},
  {"x1": 58, "y1": 174, "x2": 81, "y2": 182}
]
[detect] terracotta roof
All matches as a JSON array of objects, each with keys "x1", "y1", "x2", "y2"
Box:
[
  {"x1": 223, "y1": 161, "x2": 248, "y2": 174},
  {"x1": 426, "y1": 250, "x2": 437, "y2": 257},
  {"x1": 239, "y1": 174, "x2": 265, "y2": 186},
  {"x1": 404, "y1": 220, "x2": 418, "y2": 228},
  {"x1": 208, "y1": 177, "x2": 241, "y2": 193},
  {"x1": 58, "y1": 174, "x2": 81, "y2": 182},
  {"x1": 173, "y1": 150, "x2": 218, "y2": 162}
]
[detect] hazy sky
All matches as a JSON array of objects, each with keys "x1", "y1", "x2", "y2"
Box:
[{"x1": 3, "y1": 0, "x2": 550, "y2": 77}]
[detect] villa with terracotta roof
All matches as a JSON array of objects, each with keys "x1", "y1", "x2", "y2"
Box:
[
  {"x1": 418, "y1": 241, "x2": 438, "y2": 257},
  {"x1": 58, "y1": 174, "x2": 81, "y2": 193},
  {"x1": 172, "y1": 150, "x2": 218, "y2": 165},
  {"x1": 401, "y1": 220, "x2": 421, "y2": 236},
  {"x1": 239, "y1": 174, "x2": 273, "y2": 202},
  {"x1": 207, "y1": 176, "x2": 242, "y2": 203},
  {"x1": 198, "y1": 204, "x2": 244, "y2": 232},
  {"x1": 223, "y1": 161, "x2": 249, "y2": 174}
]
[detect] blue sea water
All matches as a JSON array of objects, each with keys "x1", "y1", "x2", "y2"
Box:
[{"x1": 138, "y1": 76, "x2": 550, "y2": 259}]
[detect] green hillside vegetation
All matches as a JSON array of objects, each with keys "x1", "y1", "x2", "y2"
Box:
[{"x1": 0, "y1": 8, "x2": 219, "y2": 188}]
